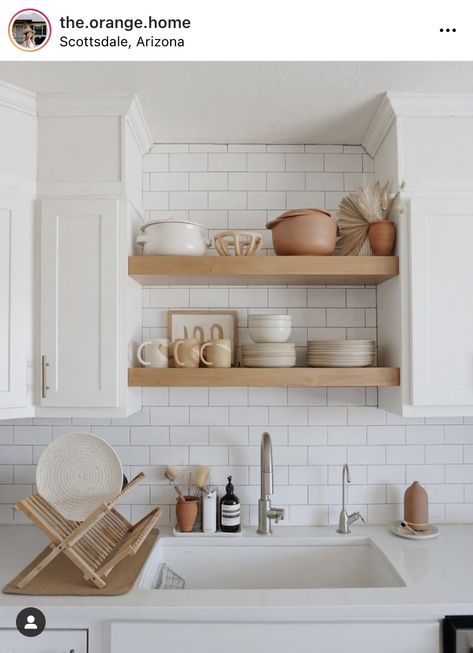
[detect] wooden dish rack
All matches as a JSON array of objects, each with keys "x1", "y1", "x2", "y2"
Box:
[{"x1": 14, "y1": 472, "x2": 160, "y2": 589}]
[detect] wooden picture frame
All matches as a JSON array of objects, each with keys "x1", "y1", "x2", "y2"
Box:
[{"x1": 167, "y1": 310, "x2": 239, "y2": 365}]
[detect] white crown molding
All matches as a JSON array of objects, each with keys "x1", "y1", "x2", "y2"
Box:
[
  {"x1": 0, "y1": 80, "x2": 37, "y2": 117},
  {"x1": 38, "y1": 94, "x2": 135, "y2": 117},
  {"x1": 362, "y1": 94, "x2": 396, "y2": 157},
  {"x1": 126, "y1": 96, "x2": 153, "y2": 155},
  {"x1": 388, "y1": 92, "x2": 473, "y2": 116},
  {"x1": 364, "y1": 92, "x2": 473, "y2": 156}
]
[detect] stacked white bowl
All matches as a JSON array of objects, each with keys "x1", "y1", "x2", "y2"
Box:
[{"x1": 243, "y1": 315, "x2": 296, "y2": 367}]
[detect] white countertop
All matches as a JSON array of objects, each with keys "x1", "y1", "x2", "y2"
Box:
[{"x1": 0, "y1": 524, "x2": 472, "y2": 623}]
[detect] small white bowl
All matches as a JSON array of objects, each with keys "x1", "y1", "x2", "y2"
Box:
[
  {"x1": 249, "y1": 325, "x2": 292, "y2": 343},
  {"x1": 249, "y1": 314, "x2": 291, "y2": 322}
]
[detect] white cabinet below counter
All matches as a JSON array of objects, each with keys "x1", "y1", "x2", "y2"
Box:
[
  {"x1": 110, "y1": 620, "x2": 440, "y2": 653},
  {"x1": 0, "y1": 629, "x2": 87, "y2": 652}
]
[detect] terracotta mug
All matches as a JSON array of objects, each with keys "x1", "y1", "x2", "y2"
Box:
[
  {"x1": 136, "y1": 339, "x2": 169, "y2": 368},
  {"x1": 173, "y1": 338, "x2": 200, "y2": 368},
  {"x1": 200, "y1": 339, "x2": 232, "y2": 368},
  {"x1": 176, "y1": 496, "x2": 199, "y2": 532}
]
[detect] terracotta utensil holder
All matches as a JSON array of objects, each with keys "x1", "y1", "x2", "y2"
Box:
[
  {"x1": 176, "y1": 496, "x2": 199, "y2": 532},
  {"x1": 369, "y1": 220, "x2": 396, "y2": 256},
  {"x1": 404, "y1": 481, "x2": 429, "y2": 531}
]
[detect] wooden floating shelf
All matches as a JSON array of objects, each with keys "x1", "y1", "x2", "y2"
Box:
[
  {"x1": 128, "y1": 255, "x2": 399, "y2": 286},
  {"x1": 128, "y1": 367, "x2": 400, "y2": 388}
]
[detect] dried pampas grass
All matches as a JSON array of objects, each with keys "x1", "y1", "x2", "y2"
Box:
[{"x1": 337, "y1": 181, "x2": 404, "y2": 256}]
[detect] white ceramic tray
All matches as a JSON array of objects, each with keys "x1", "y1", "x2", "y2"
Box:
[
  {"x1": 390, "y1": 521, "x2": 439, "y2": 540},
  {"x1": 173, "y1": 526, "x2": 242, "y2": 537}
]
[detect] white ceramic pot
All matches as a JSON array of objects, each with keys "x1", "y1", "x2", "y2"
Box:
[{"x1": 137, "y1": 220, "x2": 211, "y2": 256}]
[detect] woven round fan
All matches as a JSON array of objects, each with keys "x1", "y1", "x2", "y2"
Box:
[{"x1": 36, "y1": 432, "x2": 123, "y2": 521}]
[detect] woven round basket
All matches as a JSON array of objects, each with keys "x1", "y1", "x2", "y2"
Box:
[{"x1": 36, "y1": 432, "x2": 124, "y2": 521}]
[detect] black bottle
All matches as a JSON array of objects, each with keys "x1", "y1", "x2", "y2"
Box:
[{"x1": 220, "y1": 475, "x2": 240, "y2": 533}]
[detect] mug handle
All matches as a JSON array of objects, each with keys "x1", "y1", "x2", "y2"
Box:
[
  {"x1": 200, "y1": 342, "x2": 213, "y2": 366},
  {"x1": 210, "y1": 323, "x2": 224, "y2": 340},
  {"x1": 137, "y1": 341, "x2": 152, "y2": 367},
  {"x1": 174, "y1": 341, "x2": 184, "y2": 367}
]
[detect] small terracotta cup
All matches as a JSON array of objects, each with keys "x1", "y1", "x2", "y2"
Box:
[
  {"x1": 176, "y1": 496, "x2": 199, "y2": 533},
  {"x1": 369, "y1": 220, "x2": 396, "y2": 256}
]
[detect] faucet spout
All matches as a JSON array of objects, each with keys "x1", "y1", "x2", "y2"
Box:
[
  {"x1": 257, "y1": 432, "x2": 284, "y2": 535},
  {"x1": 261, "y1": 431, "x2": 273, "y2": 497}
]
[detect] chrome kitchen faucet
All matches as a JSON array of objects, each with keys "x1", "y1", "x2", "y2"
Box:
[
  {"x1": 257, "y1": 432, "x2": 285, "y2": 535},
  {"x1": 336, "y1": 463, "x2": 366, "y2": 534}
]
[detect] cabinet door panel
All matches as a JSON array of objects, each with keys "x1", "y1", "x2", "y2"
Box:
[
  {"x1": 41, "y1": 199, "x2": 119, "y2": 408},
  {"x1": 410, "y1": 197, "x2": 473, "y2": 405},
  {"x1": 0, "y1": 628, "x2": 87, "y2": 652},
  {"x1": 0, "y1": 193, "x2": 30, "y2": 409},
  {"x1": 111, "y1": 621, "x2": 439, "y2": 653}
]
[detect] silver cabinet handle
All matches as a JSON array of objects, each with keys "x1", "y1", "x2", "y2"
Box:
[{"x1": 41, "y1": 355, "x2": 50, "y2": 398}]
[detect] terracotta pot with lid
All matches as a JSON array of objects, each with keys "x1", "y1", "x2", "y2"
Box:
[{"x1": 266, "y1": 209, "x2": 337, "y2": 255}]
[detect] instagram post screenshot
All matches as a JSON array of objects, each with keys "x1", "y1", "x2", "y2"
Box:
[{"x1": 0, "y1": 0, "x2": 472, "y2": 651}]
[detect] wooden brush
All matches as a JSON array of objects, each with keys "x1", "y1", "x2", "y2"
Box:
[
  {"x1": 164, "y1": 466, "x2": 184, "y2": 502},
  {"x1": 193, "y1": 465, "x2": 210, "y2": 495}
]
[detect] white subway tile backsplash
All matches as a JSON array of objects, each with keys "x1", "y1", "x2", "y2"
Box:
[
  {"x1": 306, "y1": 172, "x2": 343, "y2": 190},
  {"x1": 425, "y1": 445, "x2": 463, "y2": 464},
  {"x1": 170, "y1": 426, "x2": 209, "y2": 446},
  {"x1": 248, "y1": 191, "x2": 285, "y2": 210},
  {"x1": 150, "y1": 172, "x2": 188, "y2": 191},
  {"x1": 406, "y1": 465, "x2": 444, "y2": 484},
  {"x1": 209, "y1": 387, "x2": 248, "y2": 406},
  {"x1": 286, "y1": 154, "x2": 324, "y2": 171},
  {"x1": 189, "y1": 172, "x2": 227, "y2": 190},
  {"x1": 229, "y1": 172, "x2": 266, "y2": 191},
  {"x1": 348, "y1": 446, "x2": 385, "y2": 465},
  {"x1": 2, "y1": 142, "x2": 473, "y2": 527},
  {"x1": 386, "y1": 445, "x2": 424, "y2": 465},
  {"x1": 190, "y1": 407, "x2": 228, "y2": 426},
  {"x1": 170, "y1": 153, "x2": 207, "y2": 171},
  {"x1": 209, "y1": 191, "x2": 246, "y2": 210},
  {"x1": 328, "y1": 426, "x2": 366, "y2": 445},
  {"x1": 267, "y1": 172, "x2": 305, "y2": 191},
  {"x1": 406, "y1": 425, "x2": 444, "y2": 445},
  {"x1": 150, "y1": 407, "x2": 189, "y2": 426},
  {"x1": 229, "y1": 407, "x2": 268, "y2": 425},
  {"x1": 209, "y1": 153, "x2": 246, "y2": 171},
  {"x1": 325, "y1": 154, "x2": 362, "y2": 172},
  {"x1": 170, "y1": 191, "x2": 207, "y2": 210},
  {"x1": 269, "y1": 407, "x2": 308, "y2": 426},
  {"x1": 287, "y1": 191, "x2": 325, "y2": 207}
]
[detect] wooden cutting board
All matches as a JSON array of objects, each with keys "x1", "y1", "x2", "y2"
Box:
[{"x1": 2, "y1": 529, "x2": 158, "y2": 596}]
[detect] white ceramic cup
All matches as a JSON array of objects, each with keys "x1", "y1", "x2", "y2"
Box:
[
  {"x1": 200, "y1": 339, "x2": 232, "y2": 368},
  {"x1": 137, "y1": 339, "x2": 169, "y2": 368}
]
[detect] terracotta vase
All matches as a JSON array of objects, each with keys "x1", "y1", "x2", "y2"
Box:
[
  {"x1": 176, "y1": 496, "x2": 199, "y2": 533},
  {"x1": 368, "y1": 220, "x2": 396, "y2": 256},
  {"x1": 404, "y1": 481, "x2": 429, "y2": 531}
]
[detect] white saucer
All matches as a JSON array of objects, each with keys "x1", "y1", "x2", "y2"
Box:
[{"x1": 390, "y1": 521, "x2": 439, "y2": 540}]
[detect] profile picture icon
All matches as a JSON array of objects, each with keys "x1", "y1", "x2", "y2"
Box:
[{"x1": 9, "y1": 9, "x2": 51, "y2": 52}]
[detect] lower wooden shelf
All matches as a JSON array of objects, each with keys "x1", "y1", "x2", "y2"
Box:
[{"x1": 128, "y1": 367, "x2": 400, "y2": 388}]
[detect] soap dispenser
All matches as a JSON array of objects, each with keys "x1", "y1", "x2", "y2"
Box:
[{"x1": 220, "y1": 475, "x2": 240, "y2": 533}]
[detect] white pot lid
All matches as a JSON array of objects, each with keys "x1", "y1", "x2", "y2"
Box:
[{"x1": 141, "y1": 219, "x2": 207, "y2": 232}]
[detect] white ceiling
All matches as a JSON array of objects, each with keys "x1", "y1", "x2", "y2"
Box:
[{"x1": 1, "y1": 62, "x2": 472, "y2": 143}]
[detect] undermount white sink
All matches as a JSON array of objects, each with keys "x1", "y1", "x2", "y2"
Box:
[{"x1": 140, "y1": 534, "x2": 405, "y2": 590}]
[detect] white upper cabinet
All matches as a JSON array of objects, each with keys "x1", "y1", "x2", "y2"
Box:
[
  {"x1": 409, "y1": 197, "x2": 473, "y2": 407},
  {"x1": 34, "y1": 95, "x2": 151, "y2": 417},
  {"x1": 369, "y1": 93, "x2": 473, "y2": 415},
  {"x1": 0, "y1": 82, "x2": 36, "y2": 420},
  {"x1": 40, "y1": 198, "x2": 120, "y2": 408}
]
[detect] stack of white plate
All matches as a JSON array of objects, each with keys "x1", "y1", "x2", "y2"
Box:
[
  {"x1": 242, "y1": 343, "x2": 296, "y2": 367},
  {"x1": 307, "y1": 340, "x2": 375, "y2": 368}
]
